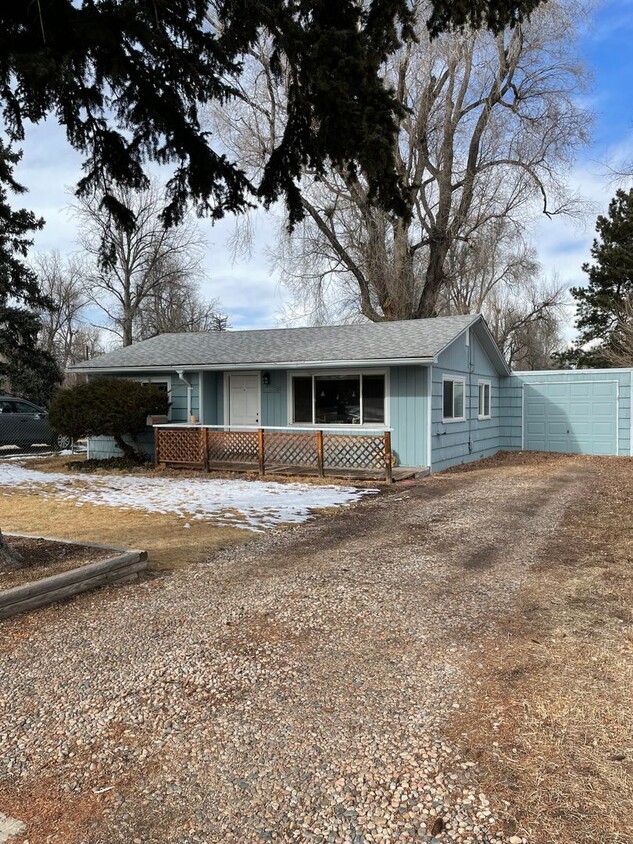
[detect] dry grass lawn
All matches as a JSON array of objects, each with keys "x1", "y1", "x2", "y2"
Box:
[
  {"x1": 446, "y1": 454, "x2": 633, "y2": 844},
  {"x1": 1, "y1": 454, "x2": 373, "y2": 572},
  {"x1": 1, "y1": 488, "x2": 254, "y2": 571}
]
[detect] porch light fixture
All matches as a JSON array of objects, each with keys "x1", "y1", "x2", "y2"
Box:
[{"x1": 262, "y1": 372, "x2": 271, "y2": 386}]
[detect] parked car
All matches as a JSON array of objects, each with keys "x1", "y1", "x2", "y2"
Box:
[{"x1": 0, "y1": 395, "x2": 72, "y2": 452}]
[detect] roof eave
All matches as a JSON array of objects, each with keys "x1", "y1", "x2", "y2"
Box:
[{"x1": 69, "y1": 356, "x2": 435, "y2": 374}]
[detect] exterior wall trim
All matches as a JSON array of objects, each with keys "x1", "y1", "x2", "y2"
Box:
[
  {"x1": 511, "y1": 367, "x2": 633, "y2": 376},
  {"x1": 441, "y1": 374, "x2": 466, "y2": 423},
  {"x1": 198, "y1": 369, "x2": 205, "y2": 425},
  {"x1": 427, "y1": 365, "x2": 433, "y2": 470},
  {"x1": 138, "y1": 374, "x2": 173, "y2": 421},
  {"x1": 477, "y1": 379, "x2": 492, "y2": 420}
]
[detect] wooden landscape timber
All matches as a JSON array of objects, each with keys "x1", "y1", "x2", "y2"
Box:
[{"x1": 0, "y1": 538, "x2": 147, "y2": 620}]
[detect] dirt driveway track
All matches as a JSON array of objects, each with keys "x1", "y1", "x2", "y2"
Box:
[{"x1": 1, "y1": 453, "x2": 631, "y2": 844}]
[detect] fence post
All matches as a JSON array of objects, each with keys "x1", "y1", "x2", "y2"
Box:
[
  {"x1": 384, "y1": 431, "x2": 393, "y2": 484},
  {"x1": 316, "y1": 430, "x2": 325, "y2": 477},
  {"x1": 202, "y1": 427, "x2": 210, "y2": 472},
  {"x1": 258, "y1": 428, "x2": 265, "y2": 475},
  {"x1": 154, "y1": 427, "x2": 160, "y2": 466}
]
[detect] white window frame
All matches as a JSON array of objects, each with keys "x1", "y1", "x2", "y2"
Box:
[
  {"x1": 287, "y1": 369, "x2": 389, "y2": 428},
  {"x1": 442, "y1": 375, "x2": 466, "y2": 423},
  {"x1": 139, "y1": 376, "x2": 173, "y2": 420},
  {"x1": 478, "y1": 380, "x2": 491, "y2": 420}
]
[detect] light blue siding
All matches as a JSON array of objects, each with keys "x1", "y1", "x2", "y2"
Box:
[
  {"x1": 261, "y1": 370, "x2": 288, "y2": 427},
  {"x1": 88, "y1": 430, "x2": 156, "y2": 460},
  {"x1": 85, "y1": 357, "x2": 632, "y2": 466},
  {"x1": 504, "y1": 369, "x2": 632, "y2": 457},
  {"x1": 499, "y1": 375, "x2": 522, "y2": 451},
  {"x1": 431, "y1": 328, "x2": 502, "y2": 472},
  {"x1": 201, "y1": 371, "x2": 223, "y2": 425},
  {"x1": 389, "y1": 365, "x2": 429, "y2": 468}
]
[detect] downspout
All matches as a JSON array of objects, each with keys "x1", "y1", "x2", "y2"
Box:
[{"x1": 177, "y1": 370, "x2": 193, "y2": 422}]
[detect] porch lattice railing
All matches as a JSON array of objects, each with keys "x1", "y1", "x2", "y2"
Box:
[{"x1": 154, "y1": 424, "x2": 393, "y2": 482}]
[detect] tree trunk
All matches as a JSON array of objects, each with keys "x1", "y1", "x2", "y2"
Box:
[
  {"x1": 416, "y1": 235, "x2": 451, "y2": 317},
  {"x1": 0, "y1": 529, "x2": 23, "y2": 569},
  {"x1": 114, "y1": 433, "x2": 139, "y2": 461},
  {"x1": 122, "y1": 313, "x2": 134, "y2": 347}
]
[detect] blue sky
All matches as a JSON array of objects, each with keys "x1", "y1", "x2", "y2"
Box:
[
  {"x1": 13, "y1": 0, "x2": 633, "y2": 338},
  {"x1": 532, "y1": 0, "x2": 633, "y2": 335}
]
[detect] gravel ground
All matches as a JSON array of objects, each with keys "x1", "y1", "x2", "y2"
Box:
[{"x1": 0, "y1": 454, "x2": 596, "y2": 844}]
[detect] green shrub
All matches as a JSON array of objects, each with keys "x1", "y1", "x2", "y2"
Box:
[{"x1": 49, "y1": 377, "x2": 169, "y2": 460}]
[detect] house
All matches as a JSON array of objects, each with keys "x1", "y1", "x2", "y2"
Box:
[{"x1": 69, "y1": 314, "x2": 633, "y2": 475}]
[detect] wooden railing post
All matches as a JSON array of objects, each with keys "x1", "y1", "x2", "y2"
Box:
[
  {"x1": 258, "y1": 427, "x2": 265, "y2": 475},
  {"x1": 202, "y1": 427, "x2": 210, "y2": 472},
  {"x1": 316, "y1": 430, "x2": 325, "y2": 477},
  {"x1": 154, "y1": 427, "x2": 160, "y2": 466},
  {"x1": 384, "y1": 430, "x2": 393, "y2": 484}
]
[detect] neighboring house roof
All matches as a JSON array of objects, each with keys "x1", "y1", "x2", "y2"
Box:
[{"x1": 70, "y1": 314, "x2": 510, "y2": 375}]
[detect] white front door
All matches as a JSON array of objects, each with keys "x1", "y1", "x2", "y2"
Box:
[{"x1": 229, "y1": 374, "x2": 261, "y2": 427}]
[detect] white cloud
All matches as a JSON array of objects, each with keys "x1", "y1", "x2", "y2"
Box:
[
  {"x1": 531, "y1": 130, "x2": 633, "y2": 339},
  {"x1": 13, "y1": 120, "x2": 291, "y2": 330},
  {"x1": 12, "y1": 99, "x2": 633, "y2": 342}
]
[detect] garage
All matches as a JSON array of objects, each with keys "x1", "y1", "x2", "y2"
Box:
[{"x1": 523, "y1": 380, "x2": 619, "y2": 456}]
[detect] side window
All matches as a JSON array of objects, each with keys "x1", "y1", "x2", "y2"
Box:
[
  {"x1": 0, "y1": 400, "x2": 14, "y2": 413},
  {"x1": 13, "y1": 401, "x2": 38, "y2": 414},
  {"x1": 478, "y1": 382, "x2": 491, "y2": 419},
  {"x1": 442, "y1": 378, "x2": 465, "y2": 421}
]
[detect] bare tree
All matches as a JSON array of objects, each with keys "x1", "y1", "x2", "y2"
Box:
[
  {"x1": 73, "y1": 185, "x2": 206, "y2": 346},
  {"x1": 135, "y1": 256, "x2": 227, "y2": 339},
  {"x1": 70, "y1": 325, "x2": 107, "y2": 363},
  {"x1": 439, "y1": 218, "x2": 566, "y2": 366},
  {"x1": 484, "y1": 274, "x2": 565, "y2": 368},
  {"x1": 33, "y1": 251, "x2": 90, "y2": 369},
  {"x1": 209, "y1": 0, "x2": 590, "y2": 329}
]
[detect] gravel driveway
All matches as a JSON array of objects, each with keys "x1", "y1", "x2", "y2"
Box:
[{"x1": 0, "y1": 454, "x2": 595, "y2": 844}]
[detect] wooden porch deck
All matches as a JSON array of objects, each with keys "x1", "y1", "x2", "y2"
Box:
[{"x1": 154, "y1": 425, "x2": 418, "y2": 483}]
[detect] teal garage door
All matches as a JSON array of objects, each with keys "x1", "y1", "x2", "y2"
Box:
[{"x1": 524, "y1": 381, "x2": 618, "y2": 455}]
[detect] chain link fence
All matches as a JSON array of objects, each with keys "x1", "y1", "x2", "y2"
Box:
[{"x1": 0, "y1": 397, "x2": 84, "y2": 458}]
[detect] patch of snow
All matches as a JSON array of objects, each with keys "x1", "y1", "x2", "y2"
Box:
[
  {"x1": 0, "y1": 463, "x2": 375, "y2": 531},
  {"x1": 0, "y1": 812, "x2": 26, "y2": 844}
]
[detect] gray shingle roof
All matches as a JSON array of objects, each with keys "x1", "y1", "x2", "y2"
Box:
[{"x1": 71, "y1": 315, "x2": 492, "y2": 371}]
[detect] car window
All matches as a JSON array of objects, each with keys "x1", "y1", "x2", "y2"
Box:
[
  {"x1": 13, "y1": 401, "x2": 39, "y2": 413},
  {"x1": 0, "y1": 400, "x2": 13, "y2": 413}
]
